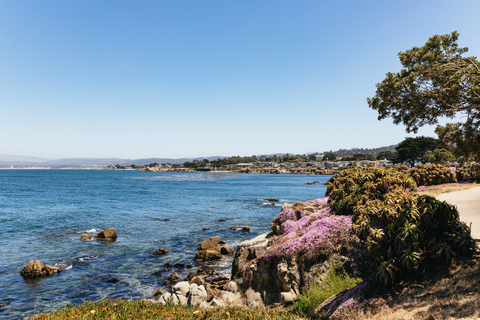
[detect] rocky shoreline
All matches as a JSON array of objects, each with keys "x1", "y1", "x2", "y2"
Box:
[
  {"x1": 17, "y1": 196, "x2": 350, "y2": 316},
  {"x1": 138, "y1": 167, "x2": 339, "y2": 175}
]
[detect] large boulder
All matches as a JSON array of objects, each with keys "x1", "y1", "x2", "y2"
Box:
[
  {"x1": 20, "y1": 260, "x2": 61, "y2": 278},
  {"x1": 231, "y1": 232, "x2": 273, "y2": 279},
  {"x1": 200, "y1": 236, "x2": 220, "y2": 251},
  {"x1": 158, "y1": 281, "x2": 208, "y2": 307},
  {"x1": 94, "y1": 228, "x2": 117, "y2": 239}
]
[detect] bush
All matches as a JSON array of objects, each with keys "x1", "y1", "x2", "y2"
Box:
[
  {"x1": 456, "y1": 163, "x2": 480, "y2": 182},
  {"x1": 326, "y1": 167, "x2": 476, "y2": 285},
  {"x1": 407, "y1": 164, "x2": 456, "y2": 186}
]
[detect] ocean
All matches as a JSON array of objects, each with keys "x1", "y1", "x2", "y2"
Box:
[{"x1": 0, "y1": 169, "x2": 330, "y2": 319}]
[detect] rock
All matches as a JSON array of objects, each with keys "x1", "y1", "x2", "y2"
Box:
[
  {"x1": 231, "y1": 233, "x2": 273, "y2": 279},
  {"x1": 163, "y1": 262, "x2": 172, "y2": 268},
  {"x1": 174, "y1": 263, "x2": 186, "y2": 268},
  {"x1": 152, "y1": 249, "x2": 169, "y2": 255},
  {"x1": 188, "y1": 283, "x2": 208, "y2": 306},
  {"x1": 220, "y1": 246, "x2": 235, "y2": 255},
  {"x1": 94, "y1": 228, "x2": 117, "y2": 239},
  {"x1": 154, "y1": 290, "x2": 163, "y2": 298},
  {"x1": 200, "y1": 236, "x2": 221, "y2": 251},
  {"x1": 168, "y1": 272, "x2": 180, "y2": 284},
  {"x1": 186, "y1": 264, "x2": 193, "y2": 269},
  {"x1": 186, "y1": 272, "x2": 197, "y2": 281},
  {"x1": 154, "y1": 269, "x2": 166, "y2": 276},
  {"x1": 20, "y1": 260, "x2": 61, "y2": 278},
  {"x1": 218, "y1": 219, "x2": 226, "y2": 222},
  {"x1": 80, "y1": 234, "x2": 90, "y2": 241},
  {"x1": 219, "y1": 240, "x2": 226, "y2": 245},
  {"x1": 242, "y1": 226, "x2": 250, "y2": 232},
  {"x1": 265, "y1": 198, "x2": 280, "y2": 202},
  {"x1": 245, "y1": 287, "x2": 264, "y2": 307},
  {"x1": 202, "y1": 228, "x2": 210, "y2": 231},
  {"x1": 0, "y1": 303, "x2": 5, "y2": 307},
  {"x1": 106, "y1": 278, "x2": 120, "y2": 283},
  {"x1": 194, "y1": 250, "x2": 222, "y2": 262},
  {"x1": 216, "y1": 281, "x2": 244, "y2": 306},
  {"x1": 280, "y1": 291, "x2": 297, "y2": 304},
  {"x1": 230, "y1": 226, "x2": 237, "y2": 230},
  {"x1": 190, "y1": 275, "x2": 206, "y2": 287}
]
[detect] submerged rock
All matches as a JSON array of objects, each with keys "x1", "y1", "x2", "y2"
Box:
[
  {"x1": 20, "y1": 260, "x2": 61, "y2": 278},
  {"x1": 80, "y1": 234, "x2": 91, "y2": 241},
  {"x1": 152, "y1": 249, "x2": 169, "y2": 255},
  {"x1": 106, "y1": 278, "x2": 120, "y2": 283}
]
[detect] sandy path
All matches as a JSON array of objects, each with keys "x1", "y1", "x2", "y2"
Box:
[{"x1": 437, "y1": 186, "x2": 480, "y2": 241}]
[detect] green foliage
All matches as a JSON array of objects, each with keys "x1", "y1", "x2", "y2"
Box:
[
  {"x1": 326, "y1": 167, "x2": 476, "y2": 285},
  {"x1": 456, "y1": 162, "x2": 480, "y2": 182},
  {"x1": 423, "y1": 149, "x2": 456, "y2": 164},
  {"x1": 326, "y1": 167, "x2": 417, "y2": 216},
  {"x1": 407, "y1": 164, "x2": 456, "y2": 186},
  {"x1": 367, "y1": 31, "x2": 480, "y2": 133},
  {"x1": 367, "y1": 31, "x2": 480, "y2": 163},
  {"x1": 436, "y1": 122, "x2": 480, "y2": 163},
  {"x1": 290, "y1": 269, "x2": 360, "y2": 318},
  {"x1": 322, "y1": 152, "x2": 338, "y2": 161},
  {"x1": 376, "y1": 151, "x2": 395, "y2": 160},
  {"x1": 393, "y1": 136, "x2": 441, "y2": 167}
]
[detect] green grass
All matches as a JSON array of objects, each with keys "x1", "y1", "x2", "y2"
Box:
[
  {"x1": 290, "y1": 270, "x2": 361, "y2": 318},
  {"x1": 29, "y1": 299, "x2": 300, "y2": 320}
]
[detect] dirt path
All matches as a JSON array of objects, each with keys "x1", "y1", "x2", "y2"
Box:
[{"x1": 437, "y1": 186, "x2": 480, "y2": 241}]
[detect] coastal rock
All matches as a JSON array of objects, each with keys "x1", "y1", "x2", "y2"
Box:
[
  {"x1": 220, "y1": 246, "x2": 235, "y2": 255},
  {"x1": 106, "y1": 278, "x2": 120, "y2": 283},
  {"x1": 152, "y1": 249, "x2": 169, "y2": 255},
  {"x1": 242, "y1": 226, "x2": 250, "y2": 232},
  {"x1": 158, "y1": 281, "x2": 208, "y2": 307},
  {"x1": 168, "y1": 272, "x2": 180, "y2": 284},
  {"x1": 194, "y1": 250, "x2": 222, "y2": 262},
  {"x1": 163, "y1": 262, "x2": 172, "y2": 268},
  {"x1": 174, "y1": 263, "x2": 186, "y2": 268},
  {"x1": 20, "y1": 260, "x2": 61, "y2": 278},
  {"x1": 94, "y1": 228, "x2": 117, "y2": 239},
  {"x1": 200, "y1": 236, "x2": 221, "y2": 251},
  {"x1": 80, "y1": 234, "x2": 91, "y2": 241},
  {"x1": 231, "y1": 232, "x2": 273, "y2": 279},
  {"x1": 265, "y1": 198, "x2": 280, "y2": 202},
  {"x1": 231, "y1": 230, "x2": 343, "y2": 306},
  {"x1": 195, "y1": 236, "x2": 223, "y2": 262}
]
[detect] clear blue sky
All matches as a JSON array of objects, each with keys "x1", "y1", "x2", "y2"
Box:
[{"x1": 1, "y1": 1, "x2": 479, "y2": 159}]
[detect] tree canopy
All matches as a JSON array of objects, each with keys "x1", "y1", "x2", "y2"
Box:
[
  {"x1": 393, "y1": 136, "x2": 441, "y2": 167},
  {"x1": 367, "y1": 32, "x2": 480, "y2": 161}
]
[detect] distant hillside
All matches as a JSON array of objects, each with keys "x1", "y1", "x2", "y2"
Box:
[
  {"x1": 0, "y1": 154, "x2": 224, "y2": 168},
  {"x1": 326, "y1": 145, "x2": 397, "y2": 157}
]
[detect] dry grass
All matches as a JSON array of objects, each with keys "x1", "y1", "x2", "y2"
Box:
[
  {"x1": 337, "y1": 254, "x2": 480, "y2": 320},
  {"x1": 416, "y1": 183, "x2": 478, "y2": 197}
]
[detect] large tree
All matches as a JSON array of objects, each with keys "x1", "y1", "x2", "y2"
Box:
[
  {"x1": 367, "y1": 31, "x2": 480, "y2": 161},
  {"x1": 393, "y1": 136, "x2": 440, "y2": 167}
]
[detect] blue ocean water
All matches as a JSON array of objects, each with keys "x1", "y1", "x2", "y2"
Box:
[{"x1": 0, "y1": 170, "x2": 330, "y2": 319}]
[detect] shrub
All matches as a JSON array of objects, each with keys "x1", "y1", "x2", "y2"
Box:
[
  {"x1": 407, "y1": 164, "x2": 456, "y2": 186},
  {"x1": 456, "y1": 163, "x2": 480, "y2": 182},
  {"x1": 326, "y1": 167, "x2": 476, "y2": 285},
  {"x1": 265, "y1": 206, "x2": 352, "y2": 261}
]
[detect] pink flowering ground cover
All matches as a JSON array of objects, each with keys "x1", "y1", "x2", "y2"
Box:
[{"x1": 265, "y1": 197, "x2": 352, "y2": 260}]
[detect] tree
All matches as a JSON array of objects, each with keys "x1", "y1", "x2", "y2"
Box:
[
  {"x1": 435, "y1": 122, "x2": 480, "y2": 163},
  {"x1": 367, "y1": 32, "x2": 480, "y2": 159},
  {"x1": 376, "y1": 151, "x2": 395, "y2": 160},
  {"x1": 322, "y1": 152, "x2": 338, "y2": 161},
  {"x1": 423, "y1": 149, "x2": 456, "y2": 164},
  {"x1": 393, "y1": 136, "x2": 440, "y2": 167}
]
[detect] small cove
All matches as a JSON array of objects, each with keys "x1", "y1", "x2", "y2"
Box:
[{"x1": 0, "y1": 170, "x2": 330, "y2": 319}]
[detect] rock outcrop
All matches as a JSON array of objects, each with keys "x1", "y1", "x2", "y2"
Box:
[
  {"x1": 152, "y1": 249, "x2": 169, "y2": 255},
  {"x1": 94, "y1": 228, "x2": 117, "y2": 240},
  {"x1": 230, "y1": 198, "x2": 351, "y2": 307},
  {"x1": 20, "y1": 260, "x2": 61, "y2": 278},
  {"x1": 80, "y1": 234, "x2": 91, "y2": 241},
  {"x1": 194, "y1": 236, "x2": 234, "y2": 262},
  {"x1": 158, "y1": 281, "x2": 208, "y2": 307}
]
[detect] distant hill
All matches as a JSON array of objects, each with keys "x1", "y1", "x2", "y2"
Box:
[
  {"x1": 0, "y1": 154, "x2": 225, "y2": 168},
  {"x1": 325, "y1": 145, "x2": 397, "y2": 157}
]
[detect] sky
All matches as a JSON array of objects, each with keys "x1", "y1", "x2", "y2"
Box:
[{"x1": 1, "y1": 1, "x2": 479, "y2": 159}]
